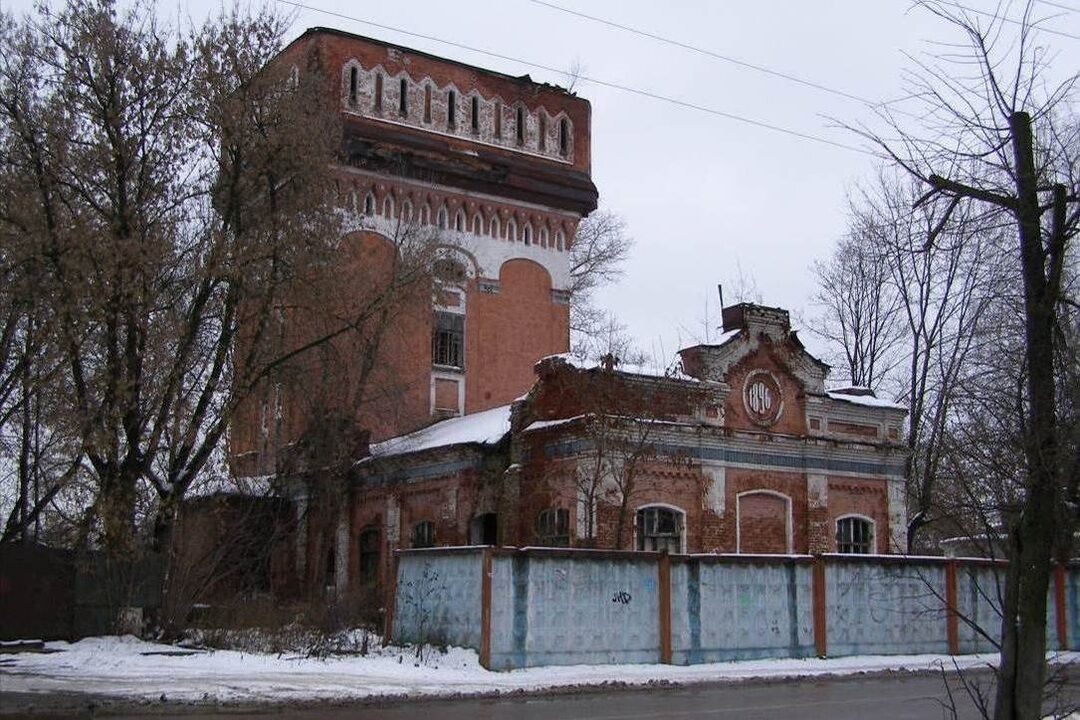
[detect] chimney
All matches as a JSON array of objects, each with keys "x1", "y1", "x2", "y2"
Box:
[{"x1": 721, "y1": 303, "x2": 790, "y2": 335}]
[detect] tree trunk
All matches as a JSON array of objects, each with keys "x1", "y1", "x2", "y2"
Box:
[{"x1": 993, "y1": 110, "x2": 1059, "y2": 720}]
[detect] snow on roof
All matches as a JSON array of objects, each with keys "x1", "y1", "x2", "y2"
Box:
[
  {"x1": 538, "y1": 353, "x2": 698, "y2": 382},
  {"x1": 367, "y1": 404, "x2": 512, "y2": 460},
  {"x1": 826, "y1": 387, "x2": 907, "y2": 411}
]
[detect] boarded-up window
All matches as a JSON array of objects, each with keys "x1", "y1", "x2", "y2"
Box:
[
  {"x1": 738, "y1": 492, "x2": 790, "y2": 554},
  {"x1": 434, "y1": 377, "x2": 459, "y2": 415}
]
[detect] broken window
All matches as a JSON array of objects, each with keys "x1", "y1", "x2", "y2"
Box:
[
  {"x1": 836, "y1": 516, "x2": 873, "y2": 554},
  {"x1": 432, "y1": 311, "x2": 464, "y2": 368},
  {"x1": 636, "y1": 506, "x2": 682, "y2": 553},
  {"x1": 470, "y1": 513, "x2": 498, "y2": 545},
  {"x1": 536, "y1": 508, "x2": 570, "y2": 547},
  {"x1": 411, "y1": 520, "x2": 436, "y2": 549}
]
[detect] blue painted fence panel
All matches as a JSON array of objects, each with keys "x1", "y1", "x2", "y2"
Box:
[
  {"x1": 518, "y1": 554, "x2": 660, "y2": 668},
  {"x1": 671, "y1": 560, "x2": 815, "y2": 664},
  {"x1": 825, "y1": 561, "x2": 949, "y2": 656},
  {"x1": 392, "y1": 551, "x2": 482, "y2": 649}
]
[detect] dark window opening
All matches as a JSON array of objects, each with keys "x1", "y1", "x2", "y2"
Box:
[
  {"x1": 447, "y1": 90, "x2": 456, "y2": 127},
  {"x1": 348, "y1": 67, "x2": 358, "y2": 105},
  {"x1": 494, "y1": 102, "x2": 502, "y2": 138},
  {"x1": 412, "y1": 520, "x2": 436, "y2": 549},
  {"x1": 324, "y1": 543, "x2": 336, "y2": 585},
  {"x1": 536, "y1": 508, "x2": 570, "y2": 547},
  {"x1": 516, "y1": 107, "x2": 525, "y2": 145},
  {"x1": 471, "y1": 96, "x2": 480, "y2": 133},
  {"x1": 636, "y1": 506, "x2": 682, "y2": 553},
  {"x1": 374, "y1": 72, "x2": 383, "y2": 111},
  {"x1": 538, "y1": 115, "x2": 547, "y2": 150},
  {"x1": 358, "y1": 527, "x2": 380, "y2": 585},
  {"x1": 836, "y1": 517, "x2": 873, "y2": 554},
  {"x1": 432, "y1": 311, "x2": 464, "y2": 368},
  {"x1": 470, "y1": 513, "x2": 498, "y2": 545},
  {"x1": 559, "y1": 118, "x2": 569, "y2": 156},
  {"x1": 399, "y1": 78, "x2": 408, "y2": 116},
  {"x1": 523, "y1": 225, "x2": 532, "y2": 245},
  {"x1": 424, "y1": 84, "x2": 432, "y2": 123},
  {"x1": 364, "y1": 193, "x2": 374, "y2": 215}
]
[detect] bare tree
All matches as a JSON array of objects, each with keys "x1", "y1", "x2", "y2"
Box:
[
  {"x1": 568, "y1": 208, "x2": 633, "y2": 358},
  {"x1": 847, "y1": 3, "x2": 1079, "y2": 716},
  {"x1": 0, "y1": 0, "x2": 342, "y2": 561},
  {"x1": 809, "y1": 197, "x2": 905, "y2": 390}
]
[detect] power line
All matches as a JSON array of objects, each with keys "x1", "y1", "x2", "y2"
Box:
[
  {"x1": 527, "y1": 0, "x2": 911, "y2": 111},
  {"x1": 936, "y1": 0, "x2": 1080, "y2": 40},
  {"x1": 276, "y1": 0, "x2": 877, "y2": 156},
  {"x1": 1037, "y1": 0, "x2": 1079, "y2": 14}
]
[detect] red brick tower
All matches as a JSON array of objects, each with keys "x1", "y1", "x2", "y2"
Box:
[{"x1": 231, "y1": 29, "x2": 598, "y2": 476}]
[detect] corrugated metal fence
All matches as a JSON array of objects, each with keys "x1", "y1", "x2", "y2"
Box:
[{"x1": 388, "y1": 547, "x2": 1079, "y2": 671}]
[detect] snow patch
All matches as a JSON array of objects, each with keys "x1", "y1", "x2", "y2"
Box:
[
  {"x1": 3, "y1": 635, "x2": 1077, "y2": 705},
  {"x1": 366, "y1": 404, "x2": 512, "y2": 460},
  {"x1": 826, "y1": 387, "x2": 906, "y2": 411}
]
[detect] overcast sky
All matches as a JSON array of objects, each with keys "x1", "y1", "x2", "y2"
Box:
[{"x1": 6, "y1": 0, "x2": 1079, "y2": 369}]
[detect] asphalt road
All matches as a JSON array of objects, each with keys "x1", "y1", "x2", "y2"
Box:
[{"x1": 7, "y1": 670, "x2": 1077, "y2": 720}]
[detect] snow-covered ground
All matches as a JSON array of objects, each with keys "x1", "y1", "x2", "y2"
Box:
[{"x1": 3, "y1": 635, "x2": 1077, "y2": 705}]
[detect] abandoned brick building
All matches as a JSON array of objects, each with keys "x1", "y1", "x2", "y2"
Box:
[
  {"x1": 337, "y1": 303, "x2": 908, "y2": 595},
  {"x1": 220, "y1": 29, "x2": 908, "y2": 600}
]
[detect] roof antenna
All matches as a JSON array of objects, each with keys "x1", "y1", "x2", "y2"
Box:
[{"x1": 717, "y1": 283, "x2": 725, "y2": 311}]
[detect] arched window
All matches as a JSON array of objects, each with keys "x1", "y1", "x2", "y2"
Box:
[
  {"x1": 363, "y1": 192, "x2": 375, "y2": 216},
  {"x1": 555, "y1": 230, "x2": 565, "y2": 251},
  {"x1": 539, "y1": 227, "x2": 549, "y2": 248},
  {"x1": 538, "y1": 114, "x2": 547, "y2": 151},
  {"x1": 447, "y1": 89, "x2": 457, "y2": 128},
  {"x1": 411, "y1": 520, "x2": 436, "y2": 549},
  {"x1": 559, "y1": 118, "x2": 570, "y2": 156},
  {"x1": 523, "y1": 224, "x2": 532, "y2": 246},
  {"x1": 471, "y1": 213, "x2": 483, "y2": 234},
  {"x1": 420, "y1": 204, "x2": 431, "y2": 225},
  {"x1": 348, "y1": 66, "x2": 358, "y2": 105},
  {"x1": 506, "y1": 218, "x2": 517, "y2": 242},
  {"x1": 490, "y1": 215, "x2": 500, "y2": 238},
  {"x1": 436, "y1": 206, "x2": 449, "y2": 230},
  {"x1": 398, "y1": 77, "x2": 408, "y2": 116},
  {"x1": 454, "y1": 210, "x2": 466, "y2": 232},
  {"x1": 424, "y1": 84, "x2": 432, "y2": 123},
  {"x1": 401, "y1": 199, "x2": 413, "y2": 222},
  {"x1": 536, "y1": 508, "x2": 570, "y2": 547},
  {"x1": 635, "y1": 506, "x2": 683, "y2": 553},
  {"x1": 836, "y1": 516, "x2": 875, "y2": 554},
  {"x1": 516, "y1": 106, "x2": 525, "y2": 145},
  {"x1": 382, "y1": 195, "x2": 394, "y2": 218},
  {"x1": 470, "y1": 96, "x2": 480, "y2": 134},
  {"x1": 374, "y1": 71, "x2": 383, "y2": 112},
  {"x1": 358, "y1": 526, "x2": 380, "y2": 585},
  {"x1": 494, "y1": 101, "x2": 503, "y2": 138}
]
